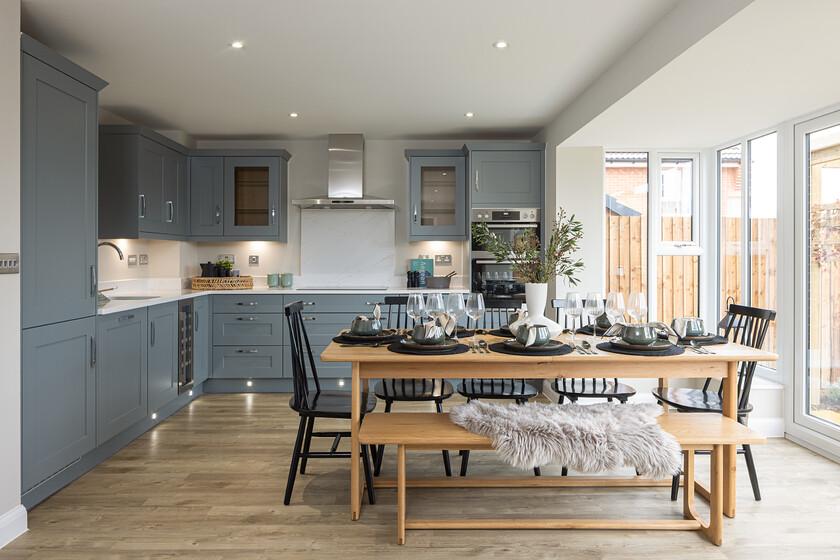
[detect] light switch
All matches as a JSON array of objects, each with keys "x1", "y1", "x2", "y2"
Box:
[{"x1": 0, "y1": 253, "x2": 19, "y2": 274}]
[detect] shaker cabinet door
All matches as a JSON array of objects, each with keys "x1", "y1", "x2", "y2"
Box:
[
  {"x1": 408, "y1": 156, "x2": 467, "y2": 240},
  {"x1": 22, "y1": 317, "x2": 96, "y2": 491},
  {"x1": 21, "y1": 53, "x2": 98, "y2": 328},
  {"x1": 470, "y1": 150, "x2": 542, "y2": 207},
  {"x1": 190, "y1": 157, "x2": 224, "y2": 236},
  {"x1": 223, "y1": 156, "x2": 281, "y2": 238},
  {"x1": 148, "y1": 302, "x2": 179, "y2": 412}
]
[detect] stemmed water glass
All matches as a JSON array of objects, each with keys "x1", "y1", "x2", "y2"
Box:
[
  {"x1": 605, "y1": 292, "x2": 626, "y2": 327},
  {"x1": 627, "y1": 292, "x2": 648, "y2": 324},
  {"x1": 406, "y1": 293, "x2": 426, "y2": 331},
  {"x1": 446, "y1": 293, "x2": 466, "y2": 340},
  {"x1": 565, "y1": 292, "x2": 583, "y2": 346},
  {"x1": 465, "y1": 293, "x2": 485, "y2": 350},
  {"x1": 425, "y1": 293, "x2": 446, "y2": 327},
  {"x1": 584, "y1": 292, "x2": 604, "y2": 333}
]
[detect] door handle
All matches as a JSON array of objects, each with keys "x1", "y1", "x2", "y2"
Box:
[
  {"x1": 90, "y1": 336, "x2": 96, "y2": 367},
  {"x1": 139, "y1": 194, "x2": 146, "y2": 218},
  {"x1": 413, "y1": 205, "x2": 417, "y2": 223},
  {"x1": 271, "y1": 206, "x2": 277, "y2": 225},
  {"x1": 475, "y1": 169, "x2": 479, "y2": 191},
  {"x1": 237, "y1": 348, "x2": 259, "y2": 354},
  {"x1": 150, "y1": 322, "x2": 155, "y2": 346},
  {"x1": 166, "y1": 201, "x2": 174, "y2": 223},
  {"x1": 237, "y1": 301, "x2": 258, "y2": 307},
  {"x1": 215, "y1": 205, "x2": 222, "y2": 224},
  {"x1": 194, "y1": 311, "x2": 198, "y2": 331},
  {"x1": 90, "y1": 265, "x2": 97, "y2": 297},
  {"x1": 303, "y1": 301, "x2": 316, "y2": 306},
  {"x1": 302, "y1": 316, "x2": 317, "y2": 321}
]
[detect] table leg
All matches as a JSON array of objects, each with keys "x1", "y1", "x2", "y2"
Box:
[
  {"x1": 351, "y1": 362, "x2": 361, "y2": 521},
  {"x1": 658, "y1": 377, "x2": 669, "y2": 414},
  {"x1": 397, "y1": 445, "x2": 406, "y2": 545},
  {"x1": 722, "y1": 361, "x2": 738, "y2": 518}
]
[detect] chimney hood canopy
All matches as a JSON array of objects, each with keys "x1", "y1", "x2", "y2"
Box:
[{"x1": 293, "y1": 133, "x2": 396, "y2": 210}]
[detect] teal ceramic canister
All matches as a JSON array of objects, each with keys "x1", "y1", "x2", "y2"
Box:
[
  {"x1": 281, "y1": 273, "x2": 294, "y2": 288},
  {"x1": 267, "y1": 273, "x2": 280, "y2": 288}
]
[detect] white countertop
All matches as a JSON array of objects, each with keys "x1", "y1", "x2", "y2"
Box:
[{"x1": 97, "y1": 285, "x2": 470, "y2": 315}]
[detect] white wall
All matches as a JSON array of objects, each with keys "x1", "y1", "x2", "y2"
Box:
[
  {"x1": 0, "y1": 0, "x2": 26, "y2": 547},
  {"x1": 101, "y1": 138, "x2": 471, "y2": 286}
]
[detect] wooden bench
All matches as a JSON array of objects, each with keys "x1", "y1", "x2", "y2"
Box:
[{"x1": 359, "y1": 412, "x2": 766, "y2": 545}]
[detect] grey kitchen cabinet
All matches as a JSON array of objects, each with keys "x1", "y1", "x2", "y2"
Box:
[
  {"x1": 467, "y1": 146, "x2": 544, "y2": 207},
  {"x1": 212, "y1": 294, "x2": 287, "y2": 314},
  {"x1": 96, "y1": 310, "x2": 148, "y2": 446},
  {"x1": 193, "y1": 296, "x2": 211, "y2": 385},
  {"x1": 223, "y1": 156, "x2": 287, "y2": 239},
  {"x1": 406, "y1": 151, "x2": 467, "y2": 241},
  {"x1": 99, "y1": 126, "x2": 189, "y2": 239},
  {"x1": 213, "y1": 313, "x2": 284, "y2": 346},
  {"x1": 21, "y1": 39, "x2": 105, "y2": 329},
  {"x1": 22, "y1": 317, "x2": 97, "y2": 491},
  {"x1": 148, "y1": 302, "x2": 179, "y2": 413},
  {"x1": 212, "y1": 345, "x2": 285, "y2": 379},
  {"x1": 189, "y1": 157, "x2": 224, "y2": 237}
]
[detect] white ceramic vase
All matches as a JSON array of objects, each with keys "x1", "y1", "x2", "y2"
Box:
[{"x1": 524, "y1": 282, "x2": 563, "y2": 337}]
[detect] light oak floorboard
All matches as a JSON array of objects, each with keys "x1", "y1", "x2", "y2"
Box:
[{"x1": 3, "y1": 394, "x2": 839, "y2": 559}]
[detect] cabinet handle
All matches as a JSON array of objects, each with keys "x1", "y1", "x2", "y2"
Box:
[
  {"x1": 150, "y1": 322, "x2": 155, "y2": 347},
  {"x1": 194, "y1": 311, "x2": 199, "y2": 331},
  {"x1": 237, "y1": 316, "x2": 257, "y2": 321},
  {"x1": 271, "y1": 206, "x2": 277, "y2": 225},
  {"x1": 166, "y1": 200, "x2": 174, "y2": 223},
  {"x1": 475, "y1": 169, "x2": 479, "y2": 191},
  {"x1": 365, "y1": 301, "x2": 381, "y2": 306},
  {"x1": 90, "y1": 265, "x2": 97, "y2": 297},
  {"x1": 413, "y1": 205, "x2": 417, "y2": 223},
  {"x1": 237, "y1": 348, "x2": 259, "y2": 354},
  {"x1": 118, "y1": 313, "x2": 136, "y2": 322},
  {"x1": 303, "y1": 301, "x2": 316, "y2": 306},
  {"x1": 215, "y1": 205, "x2": 222, "y2": 224},
  {"x1": 302, "y1": 316, "x2": 317, "y2": 321},
  {"x1": 139, "y1": 194, "x2": 146, "y2": 218},
  {"x1": 90, "y1": 336, "x2": 96, "y2": 367},
  {"x1": 237, "y1": 301, "x2": 258, "y2": 307}
]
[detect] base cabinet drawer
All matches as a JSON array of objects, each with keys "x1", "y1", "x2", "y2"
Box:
[
  {"x1": 212, "y1": 345, "x2": 284, "y2": 378},
  {"x1": 212, "y1": 295, "x2": 285, "y2": 314},
  {"x1": 22, "y1": 317, "x2": 97, "y2": 491},
  {"x1": 293, "y1": 294, "x2": 385, "y2": 313},
  {"x1": 213, "y1": 313, "x2": 284, "y2": 346}
]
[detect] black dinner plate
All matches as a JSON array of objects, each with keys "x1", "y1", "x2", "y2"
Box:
[
  {"x1": 339, "y1": 329, "x2": 398, "y2": 343},
  {"x1": 399, "y1": 338, "x2": 459, "y2": 352},
  {"x1": 609, "y1": 338, "x2": 674, "y2": 352},
  {"x1": 502, "y1": 339, "x2": 567, "y2": 352}
]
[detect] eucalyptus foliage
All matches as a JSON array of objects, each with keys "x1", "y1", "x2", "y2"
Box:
[{"x1": 472, "y1": 208, "x2": 584, "y2": 285}]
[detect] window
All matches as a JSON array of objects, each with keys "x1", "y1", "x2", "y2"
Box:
[
  {"x1": 605, "y1": 151, "x2": 701, "y2": 325},
  {"x1": 717, "y1": 133, "x2": 777, "y2": 370}
]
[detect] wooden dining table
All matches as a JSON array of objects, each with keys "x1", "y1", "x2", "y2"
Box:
[{"x1": 320, "y1": 333, "x2": 777, "y2": 522}]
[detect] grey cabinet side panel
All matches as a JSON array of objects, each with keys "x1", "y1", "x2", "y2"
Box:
[
  {"x1": 96, "y1": 310, "x2": 148, "y2": 445},
  {"x1": 21, "y1": 53, "x2": 98, "y2": 328},
  {"x1": 193, "y1": 297, "x2": 211, "y2": 384},
  {"x1": 22, "y1": 317, "x2": 96, "y2": 491},
  {"x1": 148, "y1": 302, "x2": 179, "y2": 412}
]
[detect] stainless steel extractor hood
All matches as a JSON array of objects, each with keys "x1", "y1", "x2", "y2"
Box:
[{"x1": 292, "y1": 134, "x2": 396, "y2": 209}]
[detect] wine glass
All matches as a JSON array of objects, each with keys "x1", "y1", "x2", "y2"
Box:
[
  {"x1": 446, "y1": 293, "x2": 466, "y2": 340},
  {"x1": 627, "y1": 292, "x2": 648, "y2": 324},
  {"x1": 406, "y1": 293, "x2": 426, "y2": 330},
  {"x1": 565, "y1": 292, "x2": 584, "y2": 346},
  {"x1": 605, "y1": 292, "x2": 626, "y2": 327},
  {"x1": 465, "y1": 293, "x2": 485, "y2": 349},
  {"x1": 584, "y1": 292, "x2": 604, "y2": 334},
  {"x1": 425, "y1": 293, "x2": 445, "y2": 327}
]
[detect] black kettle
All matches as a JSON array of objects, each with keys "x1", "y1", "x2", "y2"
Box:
[{"x1": 200, "y1": 262, "x2": 218, "y2": 278}]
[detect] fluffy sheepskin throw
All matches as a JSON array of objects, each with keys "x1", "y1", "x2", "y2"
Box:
[{"x1": 449, "y1": 401, "x2": 682, "y2": 479}]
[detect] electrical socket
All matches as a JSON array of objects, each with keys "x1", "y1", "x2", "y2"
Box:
[
  {"x1": 138, "y1": 254, "x2": 149, "y2": 266},
  {"x1": 434, "y1": 254, "x2": 452, "y2": 266},
  {"x1": 218, "y1": 254, "x2": 235, "y2": 264},
  {"x1": 127, "y1": 255, "x2": 138, "y2": 267},
  {"x1": 248, "y1": 255, "x2": 259, "y2": 266}
]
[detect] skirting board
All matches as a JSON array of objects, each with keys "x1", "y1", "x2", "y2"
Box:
[{"x1": 0, "y1": 505, "x2": 27, "y2": 549}]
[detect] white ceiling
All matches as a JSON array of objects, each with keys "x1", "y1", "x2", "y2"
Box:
[
  {"x1": 21, "y1": 0, "x2": 679, "y2": 139},
  {"x1": 564, "y1": 0, "x2": 840, "y2": 148}
]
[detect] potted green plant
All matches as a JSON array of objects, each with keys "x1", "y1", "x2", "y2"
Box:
[
  {"x1": 215, "y1": 258, "x2": 233, "y2": 278},
  {"x1": 472, "y1": 208, "x2": 584, "y2": 335}
]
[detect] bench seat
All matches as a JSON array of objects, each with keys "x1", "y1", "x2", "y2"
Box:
[{"x1": 358, "y1": 411, "x2": 765, "y2": 546}]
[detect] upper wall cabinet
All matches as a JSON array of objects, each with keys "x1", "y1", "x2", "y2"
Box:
[
  {"x1": 189, "y1": 157, "x2": 224, "y2": 237},
  {"x1": 99, "y1": 126, "x2": 188, "y2": 239},
  {"x1": 21, "y1": 35, "x2": 106, "y2": 329},
  {"x1": 405, "y1": 150, "x2": 467, "y2": 241},
  {"x1": 466, "y1": 144, "x2": 545, "y2": 208}
]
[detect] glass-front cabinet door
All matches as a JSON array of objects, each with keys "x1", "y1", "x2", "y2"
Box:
[
  {"x1": 223, "y1": 156, "x2": 281, "y2": 237},
  {"x1": 408, "y1": 155, "x2": 466, "y2": 240}
]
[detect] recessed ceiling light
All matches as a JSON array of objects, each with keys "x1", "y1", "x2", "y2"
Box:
[
  {"x1": 464, "y1": 112, "x2": 475, "y2": 118},
  {"x1": 231, "y1": 41, "x2": 244, "y2": 49},
  {"x1": 289, "y1": 112, "x2": 299, "y2": 118},
  {"x1": 492, "y1": 40, "x2": 509, "y2": 49}
]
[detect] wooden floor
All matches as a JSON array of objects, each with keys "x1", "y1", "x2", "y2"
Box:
[{"x1": 4, "y1": 394, "x2": 839, "y2": 559}]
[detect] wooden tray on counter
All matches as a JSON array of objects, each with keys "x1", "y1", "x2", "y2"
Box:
[{"x1": 190, "y1": 276, "x2": 254, "y2": 290}]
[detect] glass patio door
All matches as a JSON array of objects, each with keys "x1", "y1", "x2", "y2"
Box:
[{"x1": 794, "y1": 110, "x2": 840, "y2": 442}]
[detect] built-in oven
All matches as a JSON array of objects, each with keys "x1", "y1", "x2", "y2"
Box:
[
  {"x1": 178, "y1": 299, "x2": 194, "y2": 394},
  {"x1": 470, "y1": 208, "x2": 540, "y2": 302}
]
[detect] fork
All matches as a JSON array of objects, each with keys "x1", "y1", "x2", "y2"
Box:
[{"x1": 478, "y1": 340, "x2": 490, "y2": 354}]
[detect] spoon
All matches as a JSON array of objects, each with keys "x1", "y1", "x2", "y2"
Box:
[
  {"x1": 689, "y1": 340, "x2": 709, "y2": 354},
  {"x1": 581, "y1": 340, "x2": 594, "y2": 354}
]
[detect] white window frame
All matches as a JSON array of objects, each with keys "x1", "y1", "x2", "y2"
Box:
[{"x1": 604, "y1": 149, "x2": 704, "y2": 323}]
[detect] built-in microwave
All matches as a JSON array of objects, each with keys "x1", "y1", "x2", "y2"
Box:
[{"x1": 470, "y1": 208, "x2": 540, "y2": 302}]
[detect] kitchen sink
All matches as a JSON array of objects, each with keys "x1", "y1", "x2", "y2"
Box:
[{"x1": 109, "y1": 296, "x2": 161, "y2": 301}]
